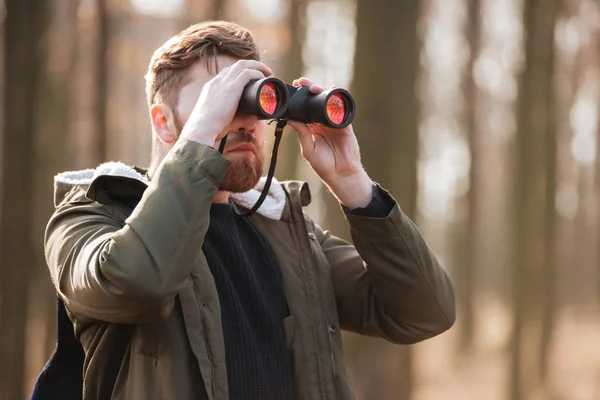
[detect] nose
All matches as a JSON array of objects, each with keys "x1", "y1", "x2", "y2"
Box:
[{"x1": 234, "y1": 114, "x2": 259, "y2": 134}]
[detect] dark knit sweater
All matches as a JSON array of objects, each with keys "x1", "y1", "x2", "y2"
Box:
[
  {"x1": 203, "y1": 203, "x2": 295, "y2": 400},
  {"x1": 202, "y1": 185, "x2": 394, "y2": 399}
]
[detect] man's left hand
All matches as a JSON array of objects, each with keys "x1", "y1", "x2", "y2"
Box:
[{"x1": 287, "y1": 77, "x2": 373, "y2": 209}]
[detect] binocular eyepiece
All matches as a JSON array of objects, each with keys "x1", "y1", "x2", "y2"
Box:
[{"x1": 237, "y1": 77, "x2": 356, "y2": 128}]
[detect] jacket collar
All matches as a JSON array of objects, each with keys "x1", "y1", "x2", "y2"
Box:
[{"x1": 54, "y1": 162, "x2": 309, "y2": 221}]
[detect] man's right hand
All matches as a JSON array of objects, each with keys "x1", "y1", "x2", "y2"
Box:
[{"x1": 180, "y1": 59, "x2": 272, "y2": 147}]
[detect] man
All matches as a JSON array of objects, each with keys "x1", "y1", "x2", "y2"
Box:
[{"x1": 42, "y1": 21, "x2": 455, "y2": 400}]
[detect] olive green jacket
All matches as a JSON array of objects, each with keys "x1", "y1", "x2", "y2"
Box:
[{"x1": 45, "y1": 138, "x2": 455, "y2": 400}]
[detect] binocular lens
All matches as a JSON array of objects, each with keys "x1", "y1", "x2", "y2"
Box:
[
  {"x1": 239, "y1": 78, "x2": 355, "y2": 128},
  {"x1": 259, "y1": 82, "x2": 279, "y2": 115},
  {"x1": 326, "y1": 93, "x2": 346, "y2": 125},
  {"x1": 238, "y1": 77, "x2": 289, "y2": 119}
]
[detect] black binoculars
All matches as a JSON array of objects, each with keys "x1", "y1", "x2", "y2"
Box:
[{"x1": 237, "y1": 77, "x2": 356, "y2": 128}]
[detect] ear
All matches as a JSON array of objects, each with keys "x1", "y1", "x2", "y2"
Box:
[{"x1": 150, "y1": 104, "x2": 179, "y2": 144}]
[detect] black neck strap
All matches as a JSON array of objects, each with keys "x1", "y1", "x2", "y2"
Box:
[{"x1": 218, "y1": 118, "x2": 288, "y2": 217}]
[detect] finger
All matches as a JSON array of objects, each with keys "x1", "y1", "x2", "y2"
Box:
[
  {"x1": 292, "y1": 79, "x2": 300, "y2": 87},
  {"x1": 214, "y1": 65, "x2": 231, "y2": 78},
  {"x1": 227, "y1": 59, "x2": 272, "y2": 79},
  {"x1": 297, "y1": 77, "x2": 313, "y2": 87},
  {"x1": 309, "y1": 84, "x2": 325, "y2": 94},
  {"x1": 233, "y1": 69, "x2": 267, "y2": 88},
  {"x1": 287, "y1": 120, "x2": 314, "y2": 154}
]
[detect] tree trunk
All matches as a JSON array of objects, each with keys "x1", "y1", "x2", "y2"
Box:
[
  {"x1": 26, "y1": 0, "x2": 79, "y2": 392},
  {"x1": 182, "y1": 0, "x2": 211, "y2": 27},
  {"x1": 596, "y1": 28, "x2": 600, "y2": 310},
  {"x1": 343, "y1": 0, "x2": 422, "y2": 398},
  {"x1": 275, "y1": 0, "x2": 306, "y2": 181},
  {"x1": 211, "y1": 0, "x2": 227, "y2": 20},
  {"x1": 538, "y1": 56, "x2": 558, "y2": 387},
  {"x1": 509, "y1": 0, "x2": 560, "y2": 398},
  {"x1": 0, "y1": 1, "x2": 49, "y2": 399},
  {"x1": 95, "y1": 0, "x2": 109, "y2": 165},
  {"x1": 70, "y1": 0, "x2": 109, "y2": 168},
  {"x1": 455, "y1": 0, "x2": 481, "y2": 355}
]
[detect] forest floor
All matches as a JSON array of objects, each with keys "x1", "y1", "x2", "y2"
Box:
[
  {"x1": 23, "y1": 304, "x2": 599, "y2": 400},
  {"x1": 413, "y1": 309, "x2": 600, "y2": 400}
]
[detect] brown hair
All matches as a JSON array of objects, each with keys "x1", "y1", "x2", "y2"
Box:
[{"x1": 145, "y1": 21, "x2": 261, "y2": 112}]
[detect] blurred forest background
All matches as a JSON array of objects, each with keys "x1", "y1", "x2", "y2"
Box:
[{"x1": 1, "y1": 0, "x2": 600, "y2": 399}]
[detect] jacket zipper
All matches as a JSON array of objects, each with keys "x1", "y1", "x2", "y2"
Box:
[
  {"x1": 311, "y1": 245, "x2": 338, "y2": 398},
  {"x1": 194, "y1": 287, "x2": 217, "y2": 400},
  {"x1": 299, "y1": 224, "x2": 338, "y2": 399},
  {"x1": 290, "y1": 223, "x2": 326, "y2": 397}
]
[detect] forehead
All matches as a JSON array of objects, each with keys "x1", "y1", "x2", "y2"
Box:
[{"x1": 181, "y1": 54, "x2": 239, "y2": 94}]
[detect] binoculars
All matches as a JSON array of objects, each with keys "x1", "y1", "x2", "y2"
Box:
[{"x1": 237, "y1": 77, "x2": 356, "y2": 128}]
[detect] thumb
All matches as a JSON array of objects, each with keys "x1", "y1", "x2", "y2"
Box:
[{"x1": 287, "y1": 120, "x2": 314, "y2": 155}]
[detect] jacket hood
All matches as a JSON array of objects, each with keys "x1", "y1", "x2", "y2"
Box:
[{"x1": 53, "y1": 161, "x2": 289, "y2": 220}]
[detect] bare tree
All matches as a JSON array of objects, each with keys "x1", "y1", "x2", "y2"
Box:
[
  {"x1": 595, "y1": 29, "x2": 600, "y2": 311},
  {"x1": 276, "y1": 0, "x2": 307, "y2": 181},
  {"x1": 211, "y1": 0, "x2": 227, "y2": 19},
  {"x1": 455, "y1": 0, "x2": 482, "y2": 355},
  {"x1": 509, "y1": 0, "x2": 560, "y2": 398},
  {"x1": 0, "y1": 0, "x2": 49, "y2": 398},
  {"x1": 182, "y1": 0, "x2": 212, "y2": 27},
  {"x1": 95, "y1": 0, "x2": 109, "y2": 164},
  {"x1": 25, "y1": 1, "x2": 80, "y2": 389},
  {"x1": 343, "y1": 0, "x2": 422, "y2": 398},
  {"x1": 70, "y1": 0, "x2": 111, "y2": 168}
]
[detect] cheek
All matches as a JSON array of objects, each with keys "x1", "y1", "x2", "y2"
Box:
[{"x1": 255, "y1": 121, "x2": 269, "y2": 144}]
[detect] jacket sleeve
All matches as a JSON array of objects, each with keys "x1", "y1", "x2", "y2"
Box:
[
  {"x1": 315, "y1": 186, "x2": 455, "y2": 344},
  {"x1": 45, "y1": 139, "x2": 230, "y2": 324}
]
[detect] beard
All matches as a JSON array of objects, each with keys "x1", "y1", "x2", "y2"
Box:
[
  {"x1": 173, "y1": 112, "x2": 264, "y2": 193},
  {"x1": 219, "y1": 134, "x2": 264, "y2": 193}
]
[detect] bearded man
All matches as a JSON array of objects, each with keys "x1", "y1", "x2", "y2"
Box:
[{"x1": 37, "y1": 20, "x2": 455, "y2": 400}]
